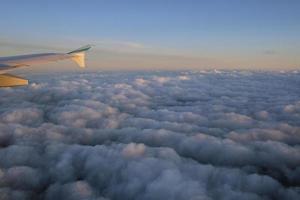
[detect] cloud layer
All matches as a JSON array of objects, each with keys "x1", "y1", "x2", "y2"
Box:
[{"x1": 0, "y1": 70, "x2": 299, "y2": 200}]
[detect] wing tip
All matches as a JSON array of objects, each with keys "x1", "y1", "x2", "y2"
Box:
[{"x1": 67, "y1": 45, "x2": 92, "y2": 54}]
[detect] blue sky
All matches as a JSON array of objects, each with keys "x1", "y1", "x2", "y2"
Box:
[{"x1": 0, "y1": 0, "x2": 299, "y2": 70}]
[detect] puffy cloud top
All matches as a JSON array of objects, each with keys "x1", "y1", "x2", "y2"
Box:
[{"x1": 0, "y1": 70, "x2": 299, "y2": 200}]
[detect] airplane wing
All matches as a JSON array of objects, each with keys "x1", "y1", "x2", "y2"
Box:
[{"x1": 0, "y1": 45, "x2": 91, "y2": 87}]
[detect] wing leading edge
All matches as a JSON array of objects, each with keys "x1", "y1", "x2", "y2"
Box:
[{"x1": 0, "y1": 45, "x2": 91, "y2": 87}]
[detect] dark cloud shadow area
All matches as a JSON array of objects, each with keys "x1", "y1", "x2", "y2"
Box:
[{"x1": 0, "y1": 70, "x2": 300, "y2": 200}]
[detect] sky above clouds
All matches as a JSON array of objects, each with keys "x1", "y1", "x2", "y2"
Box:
[
  {"x1": 0, "y1": 0, "x2": 300, "y2": 70},
  {"x1": 0, "y1": 70, "x2": 299, "y2": 199}
]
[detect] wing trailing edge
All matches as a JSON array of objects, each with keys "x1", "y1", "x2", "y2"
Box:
[{"x1": 0, "y1": 74, "x2": 28, "y2": 87}]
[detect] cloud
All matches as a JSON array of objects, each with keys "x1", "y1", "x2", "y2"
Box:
[
  {"x1": 45, "y1": 181, "x2": 95, "y2": 200},
  {"x1": 0, "y1": 70, "x2": 299, "y2": 199},
  {"x1": 122, "y1": 143, "x2": 146, "y2": 157}
]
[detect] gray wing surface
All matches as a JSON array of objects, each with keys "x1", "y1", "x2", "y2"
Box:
[{"x1": 0, "y1": 45, "x2": 91, "y2": 87}]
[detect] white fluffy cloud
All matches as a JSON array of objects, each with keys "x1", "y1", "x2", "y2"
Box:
[{"x1": 0, "y1": 70, "x2": 299, "y2": 200}]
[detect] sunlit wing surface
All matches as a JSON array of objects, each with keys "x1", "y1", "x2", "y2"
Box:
[{"x1": 0, "y1": 45, "x2": 91, "y2": 87}]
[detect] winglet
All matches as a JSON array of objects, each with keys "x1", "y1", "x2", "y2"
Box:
[{"x1": 67, "y1": 45, "x2": 92, "y2": 68}]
